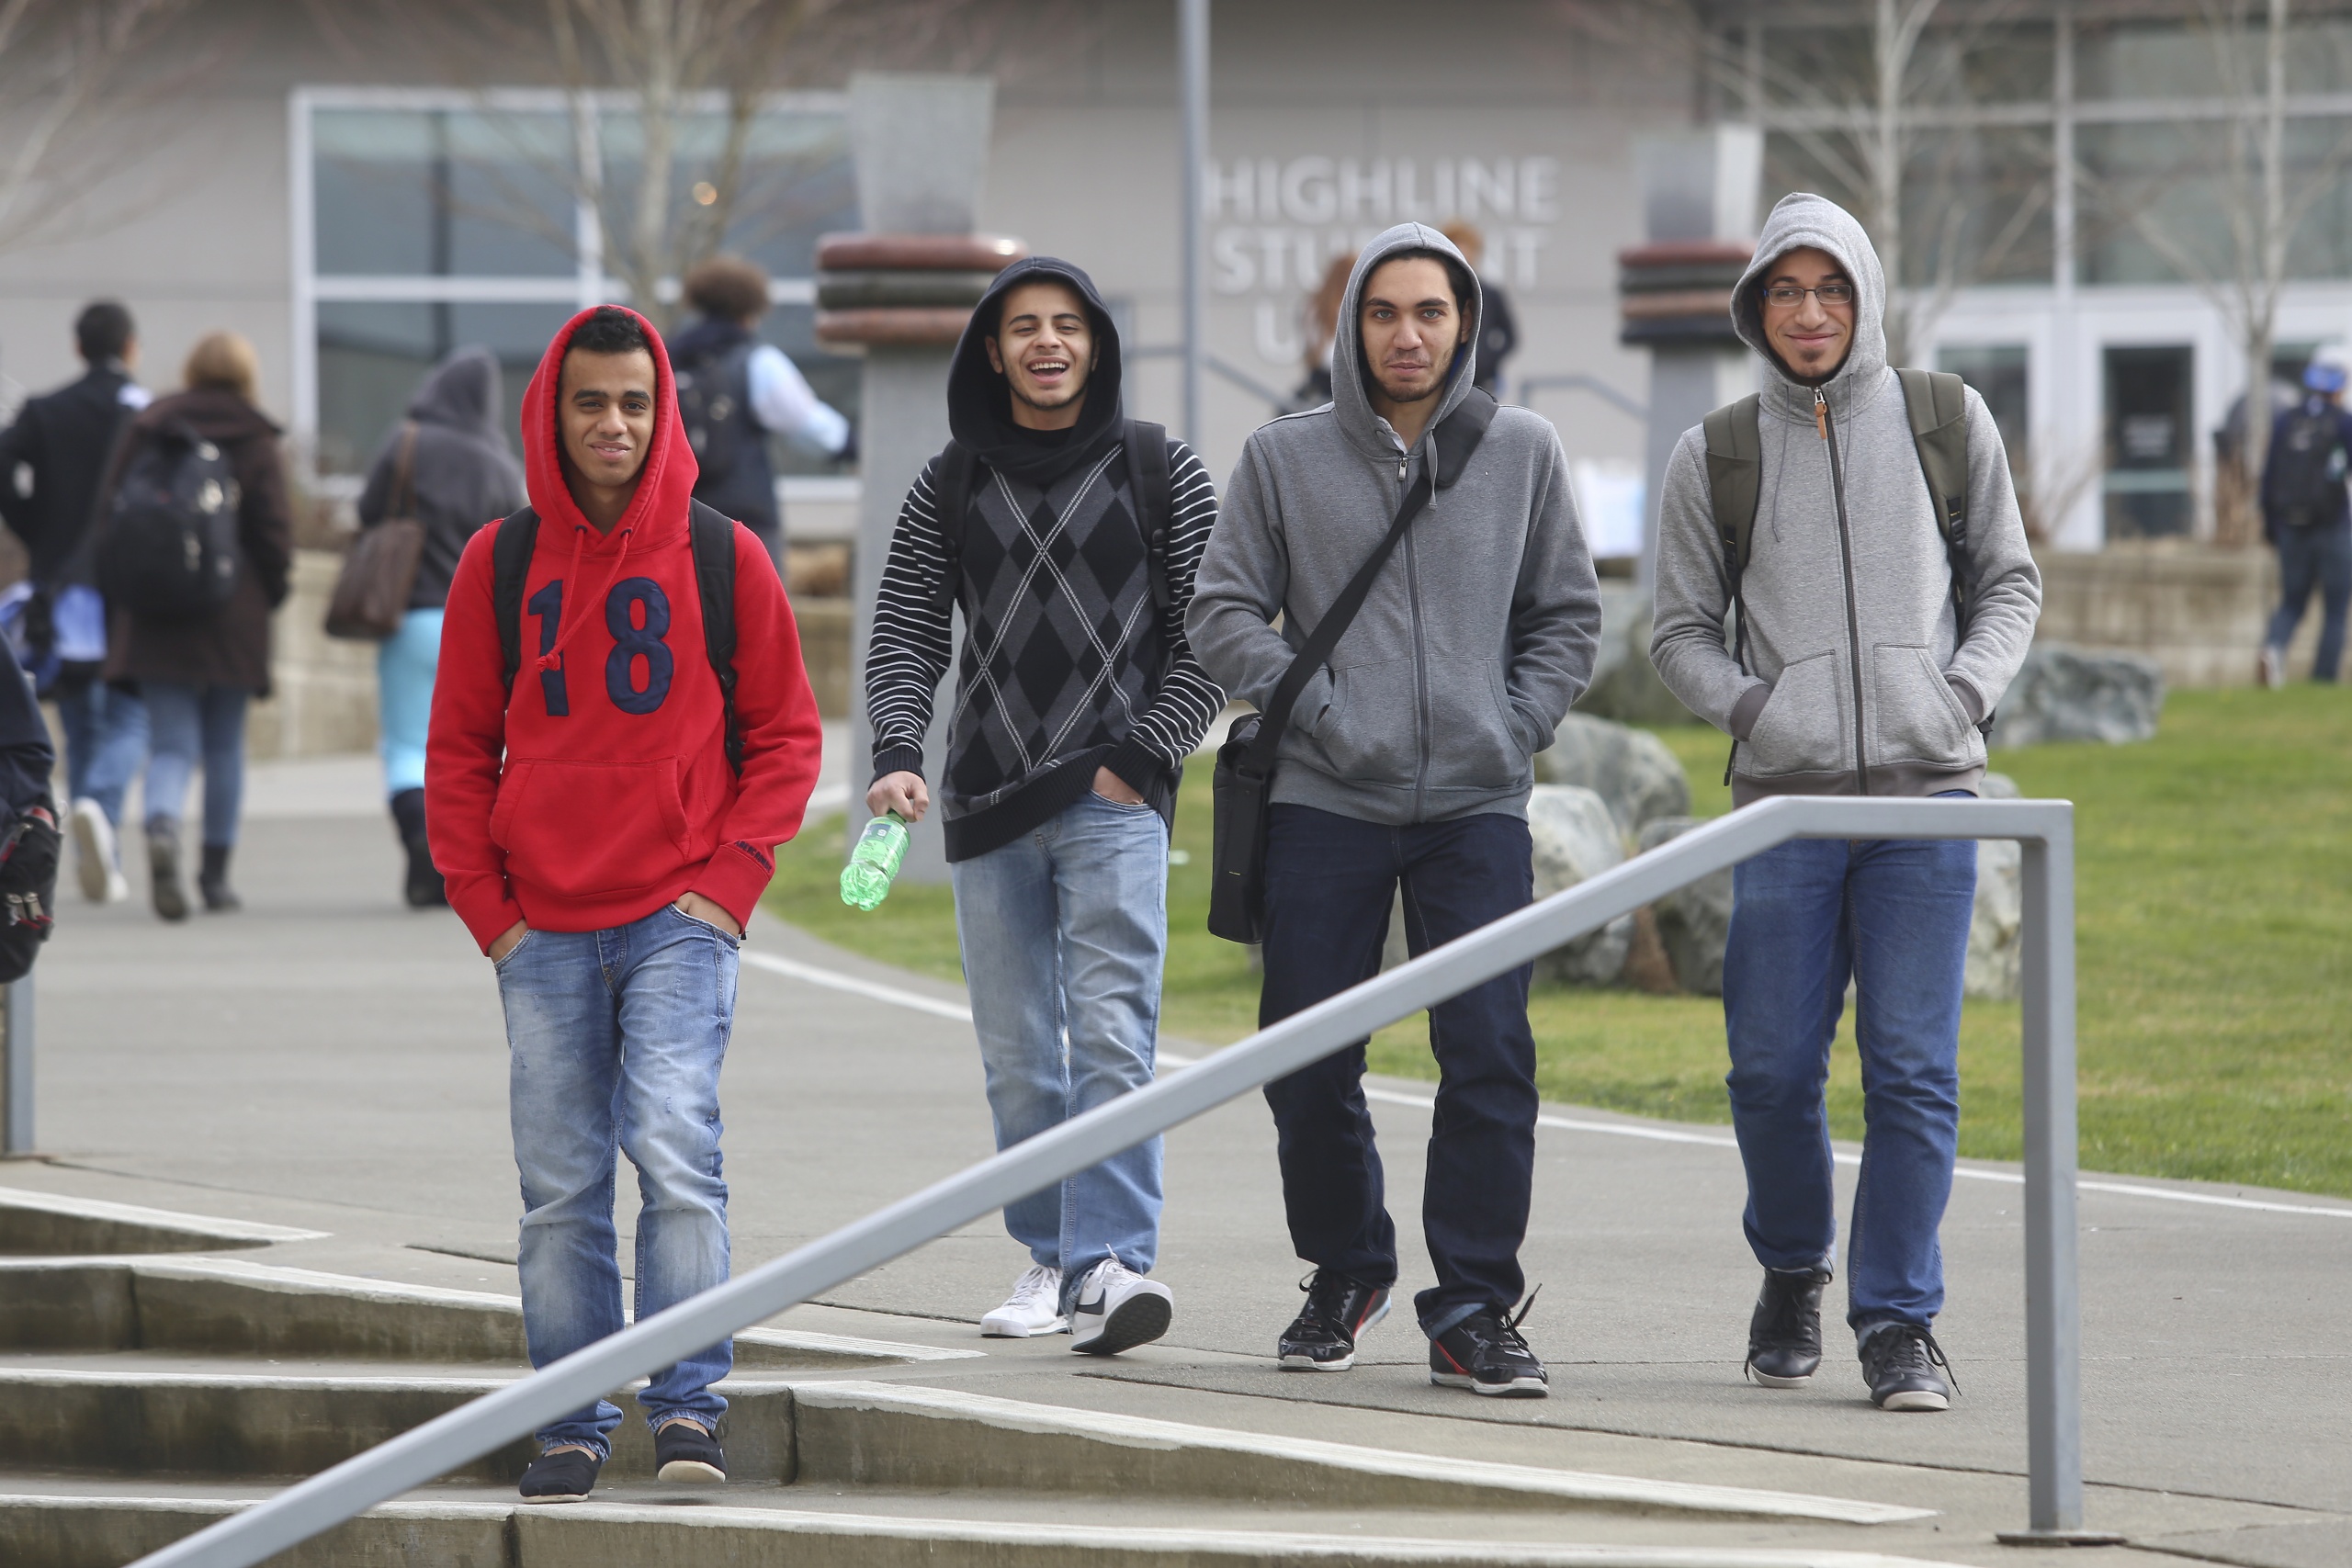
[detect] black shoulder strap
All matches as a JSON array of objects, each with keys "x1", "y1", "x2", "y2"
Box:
[
  {"x1": 1897, "y1": 366, "x2": 1972, "y2": 611},
  {"x1": 930, "y1": 439, "x2": 978, "y2": 619},
  {"x1": 492, "y1": 505, "x2": 541, "y2": 694},
  {"x1": 1124, "y1": 419, "x2": 1172, "y2": 612},
  {"x1": 687, "y1": 500, "x2": 742, "y2": 775},
  {"x1": 1702, "y1": 394, "x2": 1764, "y2": 591},
  {"x1": 1241, "y1": 387, "x2": 1498, "y2": 774}
]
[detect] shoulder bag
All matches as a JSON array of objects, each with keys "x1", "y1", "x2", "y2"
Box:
[{"x1": 325, "y1": 423, "x2": 426, "y2": 640}]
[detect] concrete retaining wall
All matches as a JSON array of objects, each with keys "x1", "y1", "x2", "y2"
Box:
[{"x1": 2037, "y1": 543, "x2": 2319, "y2": 688}]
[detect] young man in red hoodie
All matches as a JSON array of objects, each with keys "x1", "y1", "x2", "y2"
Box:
[{"x1": 427, "y1": 305, "x2": 821, "y2": 1503}]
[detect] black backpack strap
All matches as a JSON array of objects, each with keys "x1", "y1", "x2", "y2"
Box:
[
  {"x1": 930, "y1": 439, "x2": 977, "y2": 620},
  {"x1": 687, "y1": 500, "x2": 743, "y2": 775},
  {"x1": 1124, "y1": 419, "x2": 1172, "y2": 612},
  {"x1": 1897, "y1": 367, "x2": 1992, "y2": 738},
  {"x1": 1241, "y1": 387, "x2": 1498, "y2": 775},
  {"x1": 491, "y1": 505, "x2": 541, "y2": 695},
  {"x1": 1702, "y1": 394, "x2": 1762, "y2": 784}
]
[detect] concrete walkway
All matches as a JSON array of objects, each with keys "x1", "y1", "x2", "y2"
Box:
[{"x1": 6, "y1": 756, "x2": 2348, "y2": 1566}]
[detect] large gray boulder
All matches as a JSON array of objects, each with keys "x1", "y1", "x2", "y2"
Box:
[
  {"x1": 1967, "y1": 772, "x2": 2024, "y2": 1001},
  {"x1": 1536, "y1": 713, "x2": 1691, "y2": 839},
  {"x1": 1636, "y1": 816, "x2": 1732, "y2": 995},
  {"x1": 1528, "y1": 784, "x2": 1633, "y2": 986},
  {"x1": 1988, "y1": 644, "x2": 2164, "y2": 749},
  {"x1": 1576, "y1": 584, "x2": 1696, "y2": 726}
]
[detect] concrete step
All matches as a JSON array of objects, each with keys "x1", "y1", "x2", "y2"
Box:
[
  {"x1": 0, "y1": 1257, "x2": 979, "y2": 1371},
  {"x1": 0, "y1": 1187, "x2": 324, "y2": 1257}
]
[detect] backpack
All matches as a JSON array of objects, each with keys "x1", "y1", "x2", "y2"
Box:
[
  {"x1": 2266, "y1": 402, "x2": 2347, "y2": 528},
  {"x1": 928, "y1": 420, "x2": 1174, "y2": 620},
  {"x1": 491, "y1": 500, "x2": 745, "y2": 774},
  {"x1": 675, "y1": 341, "x2": 755, "y2": 484},
  {"x1": 96, "y1": 420, "x2": 243, "y2": 621},
  {"x1": 1702, "y1": 367, "x2": 1988, "y2": 766}
]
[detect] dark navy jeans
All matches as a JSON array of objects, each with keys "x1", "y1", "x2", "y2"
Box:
[
  {"x1": 1721, "y1": 813, "x2": 1976, "y2": 1338},
  {"x1": 2267, "y1": 522, "x2": 2352, "y2": 680},
  {"x1": 1258, "y1": 804, "x2": 1538, "y2": 1337}
]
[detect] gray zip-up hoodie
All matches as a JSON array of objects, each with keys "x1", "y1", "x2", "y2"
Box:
[
  {"x1": 1649, "y1": 192, "x2": 2041, "y2": 806},
  {"x1": 1188, "y1": 222, "x2": 1600, "y2": 825}
]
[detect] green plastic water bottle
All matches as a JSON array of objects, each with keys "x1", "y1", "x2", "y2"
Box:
[{"x1": 839, "y1": 813, "x2": 910, "y2": 911}]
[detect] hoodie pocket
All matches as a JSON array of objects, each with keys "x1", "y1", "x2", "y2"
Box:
[
  {"x1": 1871, "y1": 644, "x2": 1973, "y2": 765},
  {"x1": 1745, "y1": 650, "x2": 1849, "y2": 778},
  {"x1": 1303, "y1": 658, "x2": 1420, "y2": 786},
  {"x1": 491, "y1": 758, "x2": 693, "y2": 900},
  {"x1": 1424, "y1": 658, "x2": 1525, "y2": 792}
]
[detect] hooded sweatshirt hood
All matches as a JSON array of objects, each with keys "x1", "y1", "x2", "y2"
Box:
[
  {"x1": 1732, "y1": 192, "x2": 1890, "y2": 422},
  {"x1": 1330, "y1": 222, "x2": 1485, "y2": 464},
  {"x1": 410, "y1": 345, "x2": 503, "y2": 444},
  {"x1": 947, "y1": 256, "x2": 1125, "y2": 487},
  {"x1": 519, "y1": 304, "x2": 699, "y2": 555}
]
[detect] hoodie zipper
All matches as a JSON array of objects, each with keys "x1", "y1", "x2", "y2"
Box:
[{"x1": 1817, "y1": 387, "x2": 1871, "y2": 795}]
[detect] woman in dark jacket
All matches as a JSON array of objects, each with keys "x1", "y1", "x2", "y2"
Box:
[
  {"x1": 104, "y1": 332, "x2": 292, "y2": 921},
  {"x1": 354, "y1": 346, "x2": 523, "y2": 906}
]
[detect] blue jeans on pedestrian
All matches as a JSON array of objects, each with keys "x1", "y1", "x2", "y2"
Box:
[
  {"x1": 2267, "y1": 523, "x2": 2352, "y2": 680},
  {"x1": 1258, "y1": 804, "x2": 1538, "y2": 1338},
  {"x1": 141, "y1": 682, "x2": 247, "y2": 845},
  {"x1": 377, "y1": 607, "x2": 442, "y2": 798},
  {"x1": 55, "y1": 678, "x2": 147, "y2": 829},
  {"x1": 496, "y1": 903, "x2": 739, "y2": 1456},
  {"x1": 951, "y1": 790, "x2": 1169, "y2": 1309},
  {"x1": 1721, "y1": 806, "x2": 1977, "y2": 1339}
]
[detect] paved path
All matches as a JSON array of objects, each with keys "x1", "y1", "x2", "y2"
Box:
[{"x1": 7, "y1": 757, "x2": 2349, "y2": 1564}]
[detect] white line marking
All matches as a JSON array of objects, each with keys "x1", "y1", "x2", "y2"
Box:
[{"x1": 742, "y1": 957, "x2": 2352, "y2": 1223}]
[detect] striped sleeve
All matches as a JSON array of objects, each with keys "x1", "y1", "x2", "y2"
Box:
[
  {"x1": 864, "y1": 460, "x2": 955, "y2": 784},
  {"x1": 1103, "y1": 439, "x2": 1227, "y2": 789}
]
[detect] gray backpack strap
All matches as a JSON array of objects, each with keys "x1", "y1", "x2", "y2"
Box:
[{"x1": 1897, "y1": 366, "x2": 1992, "y2": 738}]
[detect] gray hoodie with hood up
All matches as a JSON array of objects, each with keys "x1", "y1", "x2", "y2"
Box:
[
  {"x1": 1188, "y1": 222, "x2": 1600, "y2": 826},
  {"x1": 1649, "y1": 193, "x2": 2041, "y2": 806}
]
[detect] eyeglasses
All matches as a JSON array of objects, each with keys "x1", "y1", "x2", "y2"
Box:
[{"x1": 1762, "y1": 283, "x2": 1855, "y2": 307}]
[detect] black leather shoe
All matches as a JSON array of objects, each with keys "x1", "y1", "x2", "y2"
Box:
[
  {"x1": 518, "y1": 1445, "x2": 602, "y2": 1503},
  {"x1": 1746, "y1": 1266, "x2": 1830, "y2": 1387},
  {"x1": 1860, "y1": 1324, "x2": 1957, "y2": 1412},
  {"x1": 654, "y1": 1416, "x2": 727, "y2": 1482},
  {"x1": 1278, "y1": 1269, "x2": 1392, "y2": 1371},
  {"x1": 1429, "y1": 1291, "x2": 1548, "y2": 1398}
]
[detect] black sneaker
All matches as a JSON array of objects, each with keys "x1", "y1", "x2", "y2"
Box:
[
  {"x1": 1745, "y1": 1267, "x2": 1830, "y2": 1387},
  {"x1": 653, "y1": 1416, "x2": 727, "y2": 1482},
  {"x1": 1278, "y1": 1269, "x2": 1391, "y2": 1371},
  {"x1": 518, "y1": 1445, "x2": 602, "y2": 1503},
  {"x1": 1430, "y1": 1292, "x2": 1548, "y2": 1398},
  {"x1": 1860, "y1": 1324, "x2": 1957, "y2": 1412}
]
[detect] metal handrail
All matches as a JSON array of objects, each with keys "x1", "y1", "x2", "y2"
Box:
[{"x1": 136, "y1": 795, "x2": 2085, "y2": 1565}]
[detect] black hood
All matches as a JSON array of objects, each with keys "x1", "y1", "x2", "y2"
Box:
[
  {"x1": 947, "y1": 255, "x2": 1124, "y2": 487},
  {"x1": 408, "y1": 345, "x2": 503, "y2": 443}
]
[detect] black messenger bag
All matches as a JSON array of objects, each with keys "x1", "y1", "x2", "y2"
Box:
[{"x1": 1208, "y1": 388, "x2": 1498, "y2": 944}]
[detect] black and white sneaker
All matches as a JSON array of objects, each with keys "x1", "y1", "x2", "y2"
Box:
[
  {"x1": 1860, "y1": 1323, "x2": 1957, "y2": 1412},
  {"x1": 1069, "y1": 1257, "x2": 1172, "y2": 1356},
  {"x1": 518, "y1": 1445, "x2": 602, "y2": 1503},
  {"x1": 653, "y1": 1416, "x2": 727, "y2": 1482},
  {"x1": 1430, "y1": 1292, "x2": 1549, "y2": 1398},
  {"x1": 1278, "y1": 1269, "x2": 1392, "y2": 1371},
  {"x1": 1746, "y1": 1266, "x2": 1830, "y2": 1387}
]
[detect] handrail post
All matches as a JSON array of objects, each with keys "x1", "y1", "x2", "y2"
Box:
[{"x1": 0, "y1": 977, "x2": 30, "y2": 1156}]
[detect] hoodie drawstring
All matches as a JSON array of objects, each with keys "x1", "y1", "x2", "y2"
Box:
[{"x1": 536, "y1": 523, "x2": 635, "y2": 676}]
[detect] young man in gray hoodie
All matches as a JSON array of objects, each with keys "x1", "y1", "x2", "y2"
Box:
[
  {"x1": 1650, "y1": 193, "x2": 2041, "y2": 1412},
  {"x1": 1190, "y1": 223, "x2": 1600, "y2": 1397}
]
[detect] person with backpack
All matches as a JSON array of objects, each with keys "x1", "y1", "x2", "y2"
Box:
[
  {"x1": 864, "y1": 256, "x2": 1223, "y2": 1354},
  {"x1": 2257, "y1": 351, "x2": 2352, "y2": 686},
  {"x1": 99, "y1": 331, "x2": 293, "y2": 921},
  {"x1": 426, "y1": 304, "x2": 822, "y2": 1503},
  {"x1": 0, "y1": 635, "x2": 62, "y2": 983},
  {"x1": 669, "y1": 254, "x2": 853, "y2": 562},
  {"x1": 1187, "y1": 224, "x2": 1600, "y2": 1397},
  {"x1": 1649, "y1": 193, "x2": 2041, "y2": 1413},
  {"x1": 355, "y1": 346, "x2": 526, "y2": 907},
  {"x1": 0, "y1": 300, "x2": 153, "y2": 905}
]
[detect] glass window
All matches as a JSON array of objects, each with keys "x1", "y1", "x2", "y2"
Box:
[
  {"x1": 1940, "y1": 344, "x2": 2030, "y2": 474},
  {"x1": 313, "y1": 108, "x2": 575, "y2": 277},
  {"x1": 2103, "y1": 345, "x2": 2195, "y2": 541},
  {"x1": 1763, "y1": 128, "x2": 2052, "y2": 288},
  {"x1": 316, "y1": 300, "x2": 576, "y2": 475}
]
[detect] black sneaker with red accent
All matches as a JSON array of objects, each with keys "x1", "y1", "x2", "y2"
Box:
[
  {"x1": 1429, "y1": 1292, "x2": 1548, "y2": 1398},
  {"x1": 1277, "y1": 1269, "x2": 1392, "y2": 1371}
]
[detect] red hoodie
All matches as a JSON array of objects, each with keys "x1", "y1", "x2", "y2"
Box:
[{"x1": 426, "y1": 306, "x2": 823, "y2": 951}]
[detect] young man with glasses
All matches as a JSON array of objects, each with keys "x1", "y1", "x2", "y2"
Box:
[{"x1": 1650, "y1": 194, "x2": 2041, "y2": 1412}]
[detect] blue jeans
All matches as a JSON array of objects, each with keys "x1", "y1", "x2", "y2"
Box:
[
  {"x1": 1258, "y1": 805, "x2": 1538, "y2": 1337},
  {"x1": 951, "y1": 790, "x2": 1168, "y2": 1307},
  {"x1": 496, "y1": 903, "x2": 739, "y2": 1455},
  {"x1": 2267, "y1": 523, "x2": 2352, "y2": 680},
  {"x1": 141, "y1": 682, "x2": 247, "y2": 845},
  {"x1": 377, "y1": 608, "x2": 442, "y2": 798},
  {"x1": 1721, "y1": 811, "x2": 1977, "y2": 1338},
  {"x1": 55, "y1": 678, "x2": 146, "y2": 828}
]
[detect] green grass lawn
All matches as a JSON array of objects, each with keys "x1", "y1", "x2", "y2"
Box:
[{"x1": 767, "y1": 685, "x2": 2352, "y2": 1198}]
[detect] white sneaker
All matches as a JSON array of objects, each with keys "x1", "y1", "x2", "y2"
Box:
[
  {"x1": 2260, "y1": 646, "x2": 2285, "y2": 689},
  {"x1": 979, "y1": 1263, "x2": 1066, "y2": 1337},
  {"x1": 1069, "y1": 1257, "x2": 1171, "y2": 1357},
  {"x1": 69, "y1": 798, "x2": 122, "y2": 904}
]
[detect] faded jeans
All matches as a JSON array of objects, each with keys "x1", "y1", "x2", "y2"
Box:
[
  {"x1": 951, "y1": 790, "x2": 1169, "y2": 1311},
  {"x1": 54, "y1": 676, "x2": 146, "y2": 829},
  {"x1": 377, "y1": 608, "x2": 442, "y2": 798},
  {"x1": 141, "y1": 682, "x2": 247, "y2": 846},
  {"x1": 497, "y1": 903, "x2": 739, "y2": 1455}
]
